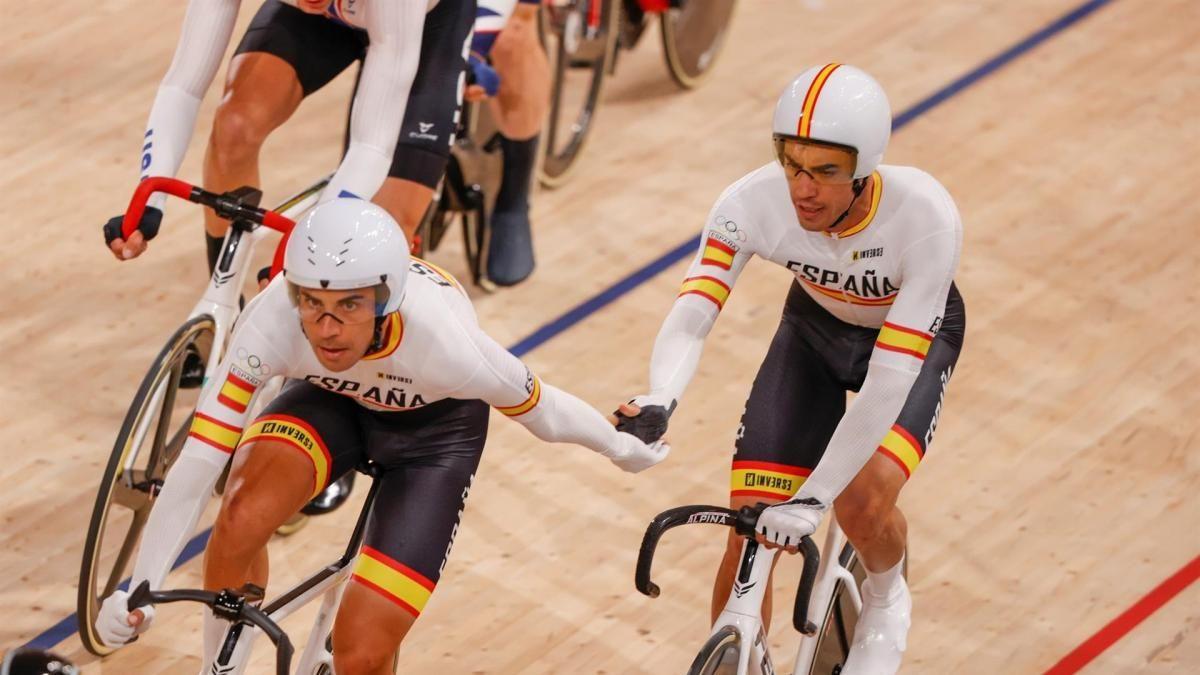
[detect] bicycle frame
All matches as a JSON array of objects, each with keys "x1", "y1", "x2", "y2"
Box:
[
  {"x1": 208, "y1": 466, "x2": 383, "y2": 675},
  {"x1": 709, "y1": 539, "x2": 781, "y2": 675},
  {"x1": 637, "y1": 504, "x2": 866, "y2": 675},
  {"x1": 119, "y1": 178, "x2": 327, "y2": 474}
]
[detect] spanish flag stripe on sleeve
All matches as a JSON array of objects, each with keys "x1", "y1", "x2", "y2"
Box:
[
  {"x1": 497, "y1": 377, "x2": 541, "y2": 417},
  {"x1": 731, "y1": 461, "x2": 810, "y2": 500},
  {"x1": 352, "y1": 546, "x2": 435, "y2": 617},
  {"x1": 217, "y1": 372, "x2": 257, "y2": 413},
  {"x1": 875, "y1": 322, "x2": 933, "y2": 360},
  {"x1": 877, "y1": 424, "x2": 923, "y2": 479},
  {"x1": 679, "y1": 275, "x2": 731, "y2": 310},
  {"x1": 700, "y1": 235, "x2": 736, "y2": 270},
  {"x1": 188, "y1": 412, "x2": 243, "y2": 454},
  {"x1": 237, "y1": 415, "x2": 332, "y2": 498}
]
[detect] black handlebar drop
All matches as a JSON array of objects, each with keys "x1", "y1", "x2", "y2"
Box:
[
  {"x1": 634, "y1": 503, "x2": 821, "y2": 636},
  {"x1": 125, "y1": 580, "x2": 294, "y2": 675}
]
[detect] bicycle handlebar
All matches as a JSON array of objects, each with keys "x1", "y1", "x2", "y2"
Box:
[
  {"x1": 635, "y1": 503, "x2": 820, "y2": 635},
  {"x1": 127, "y1": 580, "x2": 294, "y2": 675},
  {"x1": 122, "y1": 177, "x2": 298, "y2": 277}
]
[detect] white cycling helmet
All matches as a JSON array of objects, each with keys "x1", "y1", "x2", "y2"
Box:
[
  {"x1": 772, "y1": 63, "x2": 892, "y2": 179},
  {"x1": 283, "y1": 198, "x2": 409, "y2": 315}
]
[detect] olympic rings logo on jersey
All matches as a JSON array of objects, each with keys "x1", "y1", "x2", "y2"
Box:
[
  {"x1": 715, "y1": 215, "x2": 747, "y2": 243},
  {"x1": 236, "y1": 348, "x2": 272, "y2": 378}
]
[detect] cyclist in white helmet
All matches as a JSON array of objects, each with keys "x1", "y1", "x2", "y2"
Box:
[
  {"x1": 618, "y1": 64, "x2": 965, "y2": 674},
  {"x1": 96, "y1": 199, "x2": 670, "y2": 673}
]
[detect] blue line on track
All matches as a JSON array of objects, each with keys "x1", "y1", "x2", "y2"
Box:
[{"x1": 23, "y1": 0, "x2": 1113, "y2": 653}]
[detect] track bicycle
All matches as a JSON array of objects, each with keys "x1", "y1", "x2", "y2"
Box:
[
  {"x1": 538, "y1": 0, "x2": 739, "y2": 185},
  {"x1": 123, "y1": 463, "x2": 390, "y2": 675},
  {"x1": 638, "y1": 504, "x2": 886, "y2": 675},
  {"x1": 77, "y1": 177, "x2": 321, "y2": 656}
]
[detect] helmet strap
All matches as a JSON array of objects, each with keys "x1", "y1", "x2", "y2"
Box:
[
  {"x1": 369, "y1": 315, "x2": 388, "y2": 353},
  {"x1": 825, "y1": 177, "x2": 870, "y2": 231}
]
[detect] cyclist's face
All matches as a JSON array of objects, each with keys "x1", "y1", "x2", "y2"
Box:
[
  {"x1": 296, "y1": 0, "x2": 333, "y2": 15},
  {"x1": 777, "y1": 140, "x2": 858, "y2": 232},
  {"x1": 296, "y1": 288, "x2": 378, "y2": 371}
]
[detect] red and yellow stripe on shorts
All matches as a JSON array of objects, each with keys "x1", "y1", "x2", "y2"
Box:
[
  {"x1": 352, "y1": 546, "x2": 435, "y2": 617},
  {"x1": 797, "y1": 63, "x2": 842, "y2": 136},
  {"x1": 876, "y1": 424, "x2": 924, "y2": 479},
  {"x1": 731, "y1": 461, "x2": 810, "y2": 501},
  {"x1": 237, "y1": 415, "x2": 333, "y2": 499},
  {"x1": 188, "y1": 412, "x2": 242, "y2": 454},
  {"x1": 679, "y1": 275, "x2": 731, "y2": 310},
  {"x1": 496, "y1": 376, "x2": 541, "y2": 417},
  {"x1": 217, "y1": 371, "x2": 257, "y2": 413},
  {"x1": 875, "y1": 322, "x2": 933, "y2": 361}
]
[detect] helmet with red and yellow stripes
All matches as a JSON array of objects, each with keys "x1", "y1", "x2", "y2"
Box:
[{"x1": 772, "y1": 64, "x2": 892, "y2": 180}]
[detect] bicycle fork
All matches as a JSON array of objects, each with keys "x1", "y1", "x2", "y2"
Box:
[{"x1": 711, "y1": 539, "x2": 781, "y2": 675}]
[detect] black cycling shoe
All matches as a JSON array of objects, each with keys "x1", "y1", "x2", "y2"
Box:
[
  {"x1": 179, "y1": 345, "x2": 206, "y2": 389},
  {"x1": 301, "y1": 472, "x2": 356, "y2": 516}
]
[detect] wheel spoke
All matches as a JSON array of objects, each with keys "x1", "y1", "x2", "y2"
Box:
[
  {"x1": 101, "y1": 509, "x2": 150, "y2": 599},
  {"x1": 146, "y1": 358, "x2": 184, "y2": 472}
]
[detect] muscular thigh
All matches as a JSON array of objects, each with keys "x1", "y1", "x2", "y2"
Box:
[
  {"x1": 875, "y1": 283, "x2": 966, "y2": 480},
  {"x1": 731, "y1": 311, "x2": 847, "y2": 503},
  {"x1": 387, "y1": 0, "x2": 474, "y2": 188},
  {"x1": 236, "y1": 379, "x2": 367, "y2": 500},
  {"x1": 348, "y1": 399, "x2": 489, "y2": 619},
  {"x1": 233, "y1": 0, "x2": 366, "y2": 97}
]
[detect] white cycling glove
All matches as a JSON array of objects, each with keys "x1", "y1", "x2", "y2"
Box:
[
  {"x1": 96, "y1": 589, "x2": 156, "y2": 648},
  {"x1": 602, "y1": 432, "x2": 671, "y2": 473},
  {"x1": 756, "y1": 497, "x2": 828, "y2": 549}
]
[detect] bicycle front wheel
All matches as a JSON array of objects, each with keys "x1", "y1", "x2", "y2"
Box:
[
  {"x1": 77, "y1": 314, "x2": 216, "y2": 656},
  {"x1": 660, "y1": 0, "x2": 738, "y2": 89},
  {"x1": 538, "y1": 0, "x2": 620, "y2": 187},
  {"x1": 687, "y1": 624, "x2": 742, "y2": 675}
]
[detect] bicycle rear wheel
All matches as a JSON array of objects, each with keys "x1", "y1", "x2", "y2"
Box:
[
  {"x1": 538, "y1": 0, "x2": 620, "y2": 187},
  {"x1": 660, "y1": 0, "x2": 737, "y2": 89},
  {"x1": 77, "y1": 315, "x2": 216, "y2": 656},
  {"x1": 687, "y1": 624, "x2": 741, "y2": 675}
]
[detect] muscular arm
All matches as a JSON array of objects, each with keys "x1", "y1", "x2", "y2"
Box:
[
  {"x1": 129, "y1": 286, "x2": 293, "y2": 590},
  {"x1": 452, "y1": 323, "x2": 629, "y2": 457},
  {"x1": 798, "y1": 224, "x2": 961, "y2": 506},
  {"x1": 645, "y1": 199, "x2": 755, "y2": 406},
  {"x1": 321, "y1": 0, "x2": 427, "y2": 201},
  {"x1": 139, "y1": 0, "x2": 241, "y2": 211}
]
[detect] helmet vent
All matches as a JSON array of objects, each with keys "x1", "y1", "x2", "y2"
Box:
[{"x1": 320, "y1": 279, "x2": 330, "y2": 288}]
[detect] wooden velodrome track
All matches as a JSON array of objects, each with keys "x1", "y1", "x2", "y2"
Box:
[{"x1": 2, "y1": 0, "x2": 1197, "y2": 672}]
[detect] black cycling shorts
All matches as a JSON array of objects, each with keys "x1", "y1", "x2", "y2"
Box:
[
  {"x1": 730, "y1": 281, "x2": 965, "y2": 501},
  {"x1": 234, "y1": 0, "x2": 471, "y2": 188},
  {"x1": 241, "y1": 379, "x2": 488, "y2": 617}
]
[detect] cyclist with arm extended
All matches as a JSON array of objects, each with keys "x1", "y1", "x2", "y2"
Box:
[
  {"x1": 619, "y1": 64, "x2": 965, "y2": 675},
  {"x1": 96, "y1": 199, "x2": 668, "y2": 673}
]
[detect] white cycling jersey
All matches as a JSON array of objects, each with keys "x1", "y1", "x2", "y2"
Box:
[
  {"x1": 139, "y1": 0, "x2": 433, "y2": 211},
  {"x1": 130, "y1": 260, "x2": 638, "y2": 590},
  {"x1": 646, "y1": 162, "x2": 963, "y2": 504}
]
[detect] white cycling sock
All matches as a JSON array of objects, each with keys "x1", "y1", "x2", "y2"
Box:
[{"x1": 864, "y1": 554, "x2": 905, "y2": 600}]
